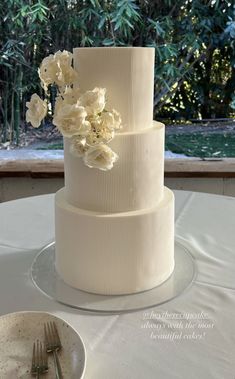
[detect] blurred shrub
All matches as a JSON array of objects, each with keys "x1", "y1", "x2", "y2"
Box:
[{"x1": 0, "y1": 0, "x2": 235, "y2": 143}]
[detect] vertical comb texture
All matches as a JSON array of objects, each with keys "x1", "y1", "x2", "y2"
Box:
[
  {"x1": 73, "y1": 47, "x2": 155, "y2": 132},
  {"x1": 55, "y1": 187, "x2": 175, "y2": 295},
  {"x1": 64, "y1": 122, "x2": 164, "y2": 212}
]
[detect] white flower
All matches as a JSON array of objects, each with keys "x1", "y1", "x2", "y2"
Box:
[
  {"x1": 54, "y1": 50, "x2": 77, "y2": 88},
  {"x1": 54, "y1": 87, "x2": 81, "y2": 117},
  {"x1": 26, "y1": 93, "x2": 47, "y2": 128},
  {"x1": 85, "y1": 116, "x2": 114, "y2": 146},
  {"x1": 86, "y1": 128, "x2": 114, "y2": 146},
  {"x1": 79, "y1": 87, "x2": 106, "y2": 115},
  {"x1": 111, "y1": 109, "x2": 122, "y2": 129},
  {"x1": 38, "y1": 54, "x2": 57, "y2": 89},
  {"x1": 70, "y1": 136, "x2": 88, "y2": 157},
  {"x1": 54, "y1": 95, "x2": 64, "y2": 117},
  {"x1": 101, "y1": 109, "x2": 122, "y2": 130},
  {"x1": 61, "y1": 87, "x2": 81, "y2": 105},
  {"x1": 83, "y1": 144, "x2": 118, "y2": 171},
  {"x1": 38, "y1": 50, "x2": 77, "y2": 90},
  {"x1": 53, "y1": 103, "x2": 90, "y2": 137},
  {"x1": 54, "y1": 50, "x2": 73, "y2": 67}
]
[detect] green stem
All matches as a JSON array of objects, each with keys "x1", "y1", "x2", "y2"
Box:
[{"x1": 3, "y1": 69, "x2": 9, "y2": 143}]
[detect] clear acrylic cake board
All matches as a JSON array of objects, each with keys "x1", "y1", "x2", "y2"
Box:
[{"x1": 31, "y1": 240, "x2": 196, "y2": 313}]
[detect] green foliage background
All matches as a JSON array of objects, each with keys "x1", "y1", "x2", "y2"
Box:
[{"x1": 0, "y1": 0, "x2": 235, "y2": 144}]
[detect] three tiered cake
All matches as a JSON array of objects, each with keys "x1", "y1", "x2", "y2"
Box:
[{"x1": 55, "y1": 47, "x2": 175, "y2": 295}]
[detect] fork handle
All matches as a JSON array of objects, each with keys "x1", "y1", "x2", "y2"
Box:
[{"x1": 53, "y1": 350, "x2": 63, "y2": 379}]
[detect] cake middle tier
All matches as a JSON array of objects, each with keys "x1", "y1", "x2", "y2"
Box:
[{"x1": 64, "y1": 121, "x2": 164, "y2": 212}]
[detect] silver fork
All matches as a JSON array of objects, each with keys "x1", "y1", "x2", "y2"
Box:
[
  {"x1": 31, "y1": 340, "x2": 48, "y2": 378},
  {"x1": 44, "y1": 321, "x2": 63, "y2": 379}
]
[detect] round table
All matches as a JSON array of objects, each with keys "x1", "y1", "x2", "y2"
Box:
[{"x1": 0, "y1": 190, "x2": 234, "y2": 379}]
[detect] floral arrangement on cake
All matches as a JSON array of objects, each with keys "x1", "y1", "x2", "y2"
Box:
[{"x1": 26, "y1": 50, "x2": 122, "y2": 171}]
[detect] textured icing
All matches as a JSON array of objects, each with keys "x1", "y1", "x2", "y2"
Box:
[
  {"x1": 55, "y1": 47, "x2": 175, "y2": 295},
  {"x1": 73, "y1": 47, "x2": 154, "y2": 132},
  {"x1": 55, "y1": 187, "x2": 175, "y2": 295},
  {"x1": 64, "y1": 122, "x2": 164, "y2": 212}
]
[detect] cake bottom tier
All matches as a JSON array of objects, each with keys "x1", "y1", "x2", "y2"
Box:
[{"x1": 55, "y1": 187, "x2": 175, "y2": 295}]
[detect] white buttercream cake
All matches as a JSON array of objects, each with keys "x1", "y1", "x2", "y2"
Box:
[{"x1": 55, "y1": 47, "x2": 175, "y2": 295}]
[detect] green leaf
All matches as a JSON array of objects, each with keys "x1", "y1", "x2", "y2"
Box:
[
  {"x1": 123, "y1": 17, "x2": 134, "y2": 29},
  {"x1": 114, "y1": 18, "x2": 122, "y2": 31},
  {"x1": 102, "y1": 38, "x2": 114, "y2": 46},
  {"x1": 98, "y1": 16, "x2": 106, "y2": 30}
]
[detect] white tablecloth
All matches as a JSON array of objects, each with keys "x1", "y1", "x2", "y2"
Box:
[{"x1": 0, "y1": 190, "x2": 234, "y2": 379}]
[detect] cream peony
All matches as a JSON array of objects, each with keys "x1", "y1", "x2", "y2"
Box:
[
  {"x1": 83, "y1": 144, "x2": 118, "y2": 171},
  {"x1": 26, "y1": 93, "x2": 47, "y2": 128},
  {"x1": 70, "y1": 136, "x2": 88, "y2": 157},
  {"x1": 101, "y1": 109, "x2": 122, "y2": 130},
  {"x1": 38, "y1": 50, "x2": 77, "y2": 90},
  {"x1": 53, "y1": 103, "x2": 90, "y2": 137},
  {"x1": 79, "y1": 87, "x2": 106, "y2": 115}
]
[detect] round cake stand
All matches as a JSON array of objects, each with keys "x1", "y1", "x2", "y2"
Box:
[{"x1": 31, "y1": 240, "x2": 196, "y2": 313}]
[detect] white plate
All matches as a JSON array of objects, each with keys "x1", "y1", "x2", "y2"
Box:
[{"x1": 0, "y1": 311, "x2": 86, "y2": 379}]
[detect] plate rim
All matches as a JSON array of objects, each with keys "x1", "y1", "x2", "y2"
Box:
[{"x1": 0, "y1": 310, "x2": 86, "y2": 379}]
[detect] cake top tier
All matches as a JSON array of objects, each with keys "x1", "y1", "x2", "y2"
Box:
[{"x1": 73, "y1": 47, "x2": 155, "y2": 132}]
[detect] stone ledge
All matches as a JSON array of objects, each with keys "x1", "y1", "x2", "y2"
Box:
[
  {"x1": 0, "y1": 150, "x2": 235, "y2": 178},
  {"x1": 0, "y1": 149, "x2": 64, "y2": 178},
  {"x1": 165, "y1": 158, "x2": 235, "y2": 178},
  {"x1": 0, "y1": 159, "x2": 64, "y2": 178}
]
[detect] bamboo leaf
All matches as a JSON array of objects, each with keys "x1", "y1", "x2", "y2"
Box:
[
  {"x1": 102, "y1": 38, "x2": 114, "y2": 46},
  {"x1": 98, "y1": 16, "x2": 106, "y2": 30}
]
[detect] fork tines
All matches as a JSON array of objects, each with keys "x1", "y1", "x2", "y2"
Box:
[
  {"x1": 31, "y1": 339, "x2": 48, "y2": 375},
  {"x1": 44, "y1": 321, "x2": 62, "y2": 351}
]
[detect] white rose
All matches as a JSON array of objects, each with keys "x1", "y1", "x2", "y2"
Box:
[
  {"x1": 38, "y1": 54, "x2": 57, "y2": 90},
  {"x1": 101, "y1": 109, "x2": 122, "y2": 130},
  {"x1": 54, "y1": 87, "x2": 80, "y2": 117},
  {"x1": 70, "y1": 136, "x2": 88, "y2": 157},
  {"x1": 54, "y1": 50, "x2": 73, "y2": 68},
  {"x1": 53, "y1": 103, "x2": 90, "y2": 137},
  {"x1": 111, "y1": 109, "x2": 122, "y2": 129},
  {"x1": 26, "y1": 93, "x2": 47, "y2": 128},
  {"x1": 61, "y1": 87, "x2": 81, "y2": 105},
  {"x1": 54, "y1": 95, "x2": 63, "y2": 117},
  {"x1": 79, "y1": 87, "x2": 106, "y2": 115},
  {"x1": 86, "y1": 116, "x2": 114, "y2": 146},
  {"x1": 86, "y1": 128, "x2": 114, "y2": 146},
  {"x1": 83, "y1": 144, "x2": 118, "y2": 171},
  {"x1": 38, "y1": 50, "x2": 77, "y2": 90},
  {"x1": 54, "y1": 50, "x2": 77, "y2": 88}
]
